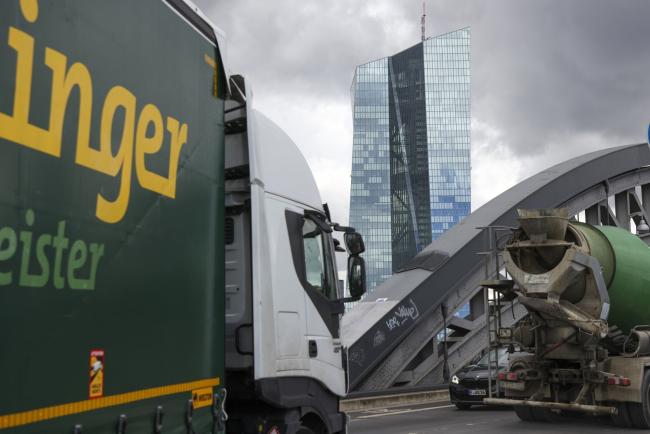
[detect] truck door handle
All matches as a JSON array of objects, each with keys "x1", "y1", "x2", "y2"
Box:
[{"x1": 309, "y1": 340, "x2": 318, "y2": 358}]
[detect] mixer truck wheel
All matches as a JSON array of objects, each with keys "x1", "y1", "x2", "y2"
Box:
[
  {"x1": 522, "y1": 406, "x2": 560, "y2": 422},
  {"x1": 611, "y1": 402, "x2": 633, "y2": 428},
  {"x1": 532, "y1": 407, "x2": 562, "y2": 422},
  {"x1": 514, "y1": 405, "x2": 536, "y2": 421},
  {"x1": 627, "y1": 369, "x2": 650, "y2": 429}
]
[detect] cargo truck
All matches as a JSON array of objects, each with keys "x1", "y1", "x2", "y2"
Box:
[
  {"x1": 0, "y1": 1, "x2": 365, "y2": 433},
  {"x1": 484, "y1": 208, "x2": 650, "y2": 428}
]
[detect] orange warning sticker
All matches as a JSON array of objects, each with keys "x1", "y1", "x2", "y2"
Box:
[
  {"x1": 191, "y1": 387, "x2": 213, "y2": 409},
  {"x1": 89, "y1": 350, "x2": 105, "y2": 399}
]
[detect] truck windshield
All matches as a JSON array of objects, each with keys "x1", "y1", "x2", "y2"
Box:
[{"x1": 302, "y1": 218, "x2": 337, "y2": 300}]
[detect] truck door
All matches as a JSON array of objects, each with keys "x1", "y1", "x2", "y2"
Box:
[{"x1": 291, "y1": 212, "x2": 346, "y2": 396}]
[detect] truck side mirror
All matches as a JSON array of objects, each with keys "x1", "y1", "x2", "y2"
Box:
[
  {"x1": 348, "y1": 255, "x2": 366, "y2": 300},
  {"x1": 344, "y1": 232, "x2": 365, "y2": 255}
]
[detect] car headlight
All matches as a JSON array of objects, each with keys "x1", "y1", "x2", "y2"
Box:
[{"x1": 451, "y1": 375, "x2": 459, "y2": 384}]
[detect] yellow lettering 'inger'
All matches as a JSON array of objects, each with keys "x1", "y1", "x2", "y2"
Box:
[{"x1": 1, "y1": 0, "x2": 191, "y2": 224}]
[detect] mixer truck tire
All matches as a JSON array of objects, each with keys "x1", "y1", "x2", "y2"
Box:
[
  {"x1": 611, "y1": 402, "x2": 634, "y2": 428},
  {"x1": 514, "y1": 405, "x2": 536, "y2": 421},
  {"x1": 514, "y1": 405, "x2": 561, "y2": 422},
  {"x1": 529, "y1": 407, "x2": 561, "y2": 422},
  {"x1": 627, "y1": 369, "x2": 650, "y2": 429},
  {"x1": 534, "y1": 407, "x2": 562, "y2": 422}
]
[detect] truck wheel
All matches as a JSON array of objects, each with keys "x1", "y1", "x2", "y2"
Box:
[
  {"x1": 532, "y1": 407, "x2": 562, "y2": 422},
  {"x1": 514, "y1": 405, "x2": 536, "y2": 421},
  {"x1": 628, "y1": 369, "x2": 650, "y2": 429},
  {"x1": 611, "y1": 402, "x2": 633, "y2": 428},
  {"x1": 455, "y1": 403, "x2": 471, "y2": 410},
  {"x1": 296, "y1": 414, "x2": 326, "y2": 434}
]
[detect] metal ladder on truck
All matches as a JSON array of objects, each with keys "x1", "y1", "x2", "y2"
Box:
[{"x1": 477, "y1": 225, "x2": 518, "y2": 399}]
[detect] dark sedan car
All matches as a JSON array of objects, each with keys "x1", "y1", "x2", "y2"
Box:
[{"x1": 449, "y1": 348, "x2": 508, "y2": 409}]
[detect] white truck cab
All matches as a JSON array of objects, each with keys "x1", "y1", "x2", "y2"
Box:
[{"x1": 224, "y1": 76, "x2": 366, "y2": 434}]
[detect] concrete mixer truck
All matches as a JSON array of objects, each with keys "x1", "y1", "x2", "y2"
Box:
[{"x1": 485, "y1": 208, "x2": 650, "y2": 428}]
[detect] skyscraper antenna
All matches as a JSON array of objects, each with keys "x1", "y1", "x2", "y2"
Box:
[{"x1": 421, "y1": 2, "x2": 426, "y2": 41}]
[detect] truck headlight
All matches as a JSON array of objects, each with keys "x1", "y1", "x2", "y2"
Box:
[{"x1": 451, "y1": 375, "x2": 459, "y2": 384}]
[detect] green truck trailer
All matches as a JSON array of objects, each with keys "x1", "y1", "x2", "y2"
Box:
[
  {"x1": 0, "y1": 0, "x2": 228, "y2": 432},
  {"x1": 1, "y1": 2, "x2": 366, "y2": 433}
]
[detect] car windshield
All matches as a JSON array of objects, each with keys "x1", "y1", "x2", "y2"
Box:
[{"x1": 474, "y1": 348, "x2": 509, "y2": 369}]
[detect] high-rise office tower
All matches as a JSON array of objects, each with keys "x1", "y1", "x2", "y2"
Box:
[{"x1": 349, "y1": 28, "x2": 471, "y2": 292}]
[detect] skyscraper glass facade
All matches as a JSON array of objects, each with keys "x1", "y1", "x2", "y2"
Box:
[
  {"x1": 349, "y1": 58, "x2": 392, "y2": 289},
  {"x1": 349, "y1": 28, "x2": 471, "y2": 292},
  {"x1": 424, "y1": 29, "x2": 471, "y2": 240}
]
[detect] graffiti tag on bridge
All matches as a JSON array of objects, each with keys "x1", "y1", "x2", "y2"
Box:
[
  {"x1": 385, "y1": 299, "x2": 420, "y2": 331},
  {"x1": 348, "y1": 347, "x2": 366, "y2": 367},
  {"x1": 373, "y1": 330, "x2": 386, "y2": 347}
]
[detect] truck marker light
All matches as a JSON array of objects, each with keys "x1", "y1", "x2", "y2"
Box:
[
  {"x1": 506, "y1": 372, "x2": 518, "y2": 381},
  {"x1": 204, "y1": 54, "x2": 219, "y2": 97},
  {"x1": 498, "y1": 372, "x2": 506, "y2": 381}
]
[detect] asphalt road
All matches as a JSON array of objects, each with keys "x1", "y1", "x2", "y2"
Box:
[{"x1": 348, "y1": 402, "x2": 628, "y2": 434}]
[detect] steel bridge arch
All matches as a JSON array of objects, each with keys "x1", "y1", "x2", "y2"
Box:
[{"x1": 343, "y1": 143, "x2": 650, "y2": 393}]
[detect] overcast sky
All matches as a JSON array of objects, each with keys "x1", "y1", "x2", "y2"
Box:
[{"x1": 196, "y1": 0, "x2": 650, "y2": 227}]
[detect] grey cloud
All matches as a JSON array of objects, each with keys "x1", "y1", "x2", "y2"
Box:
[
  {"x1": 199, "y1": 0, "x2": 418, "y2": 100},
  {"x1": 197, "y1": 0, "x2": 650, "y2": 166},
  {"x1": 467, "y1": 0, "x2": 650, "y2": 157}
]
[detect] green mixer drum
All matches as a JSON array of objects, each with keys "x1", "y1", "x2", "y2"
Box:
[
  {"x1": 574, "y1": 222, "x2": 615, "y2": 287},
  {"x1": 591, "y1": 225, "x2": 650, "y2": 334}
]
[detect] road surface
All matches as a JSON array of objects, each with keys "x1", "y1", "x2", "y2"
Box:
[{"x1": 348, "y1": 402, "x2": 625, "y2": 433}]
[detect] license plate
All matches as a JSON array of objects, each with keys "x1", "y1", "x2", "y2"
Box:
[
  {"x1": 501, "y1": 381, "x2": 525, "y2": 391},
  {"x1": 469, "y1": 389, "x2": 486, "y2": 396}
]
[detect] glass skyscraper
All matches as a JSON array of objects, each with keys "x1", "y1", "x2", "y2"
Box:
[{"x1": 349, "y1": 28, "x2": 471, "y2": 292}]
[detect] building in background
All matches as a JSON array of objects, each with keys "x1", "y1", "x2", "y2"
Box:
[{"x1": 349, "y1": 28, "x2": 471, "y2": 292}]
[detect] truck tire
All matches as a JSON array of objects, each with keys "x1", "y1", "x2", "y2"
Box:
[
  {"x1": 514, "y1": 405, "x2": 536, "y2": 421},
  {"x1": 628, "y1": 369, "x2": 650, "y2": 429},
  {"x1": 611, "y1": 402, "x2": 633, "y2": 428},
  {"x1": 532, "y1": 407, "x2": 562, "y2": 422},
  {"x1": 514, "y1": 405, "x2": 559, "y2": 422}
]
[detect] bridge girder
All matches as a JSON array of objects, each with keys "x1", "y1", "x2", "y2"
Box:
[{"x1": 343, "y1": 143, "x2": 650, "y2": 392}]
